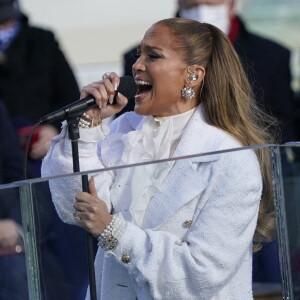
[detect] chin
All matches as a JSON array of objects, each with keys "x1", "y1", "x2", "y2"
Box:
[
  {"x1": 134, "y1": 104, "x2": 144, "y2": 115},
  {"x1": 134, "y1": 105, "x2": 152, "y2": 116}
]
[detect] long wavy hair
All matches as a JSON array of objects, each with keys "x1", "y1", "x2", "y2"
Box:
[{"x1": 156, "y1": 18, "x2": 277, "y2": 251}]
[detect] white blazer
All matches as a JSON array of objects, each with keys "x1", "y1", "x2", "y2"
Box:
[{"x1": 42, "y1": 105, "x2": 262, "y2": 300}]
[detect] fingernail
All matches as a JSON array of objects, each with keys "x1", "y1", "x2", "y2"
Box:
[
  {"x1": 118, "y1": 92, "x2": 127, "y2": 104},
  {"x1": 109, "y1": 95, "x2": 114, "y2": 104},
  {"x1": 114, "y1": 82, "x2": 119, "y2": 91},
  {"x1": 98, "y1": 102, "x2": 103, "y2": 109}
]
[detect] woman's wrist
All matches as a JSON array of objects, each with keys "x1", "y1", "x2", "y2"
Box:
[
  {"x1": 96, "y1": 213, "x2": 127, "y2": 251},
  {"x1": 79, "y1": 112, "x2": 101, "y2": 128},
  {"x1": 97, "y1": 214, "x2": 118, "y2": 251}
]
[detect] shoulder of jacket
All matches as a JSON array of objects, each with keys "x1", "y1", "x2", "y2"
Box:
[
  {"x1": 110, "y1": 112, "x2": 144, "y2": 134},
  {"x1": 23, "y1": 25, "x2": 55, "y2": 42},
  {"x1": 237, "y1": 22, "x2": 290, "y2": 55}
]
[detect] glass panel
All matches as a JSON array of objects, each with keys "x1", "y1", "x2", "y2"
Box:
[
  {"x1": 4, "y1": 144, "x2": 297, "y2": 299},
  {"x1": 280, "y1": 144, "x2": 300, "y2": 299},
  {"x1": 0, "y1": 184, "x2": 29, "y2": 299},
  {"x1": 269, "y1": 146, "x2": 293, "y2": 300},
  {"x1": 23, "y1": 180, "x2": 90, "y2": 300}
]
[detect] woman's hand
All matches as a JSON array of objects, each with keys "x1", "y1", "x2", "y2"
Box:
[
  {"x1": 30, "y1": 124, "x2": 59, "y2": 160},
  {"x1": 0, "y1": 220, "x2": 22, "y2": 248},
  {"x1": 80, "y1": 72, "x2": 128, "y2": 123},
  {"x1": 73, "y1": 177, "x2": 112, "y2": 237}
]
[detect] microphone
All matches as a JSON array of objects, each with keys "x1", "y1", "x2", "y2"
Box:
[{"x1": 39, "y1": 75, "x2": 137, "y2": 124}]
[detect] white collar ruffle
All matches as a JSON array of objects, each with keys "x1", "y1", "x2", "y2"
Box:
[{"x1": 121, "y1": 107, "x2": 197, "y2": 164}]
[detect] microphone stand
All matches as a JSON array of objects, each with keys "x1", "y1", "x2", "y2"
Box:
[{"x1": 67, "y1": 114, "x2": 97, "y2": 300}]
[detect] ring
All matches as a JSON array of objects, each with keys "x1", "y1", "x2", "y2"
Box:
[
  {"x1": 75, "y1": 212, "x2": 82, "y2": 221},
  {"x1": 102, "y1": 72, "x2": 111, "y2": 80},
  {"x1": 15, "y1": 244, "x2": 23, "y2": 253}
]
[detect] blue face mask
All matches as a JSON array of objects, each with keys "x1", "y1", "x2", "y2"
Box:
[
  {"x1": 0, "y1": 20, "x2": 20, "y2": 52},
  {"x1": 180, "y1": 3, "x2": 231, "y2": 35}
]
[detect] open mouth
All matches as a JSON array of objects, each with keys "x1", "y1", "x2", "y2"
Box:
[{"x1": 135, "y1": 80, "x2": 152, "y2": 96}]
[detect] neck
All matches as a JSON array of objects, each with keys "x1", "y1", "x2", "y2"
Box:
[{"x1": 153, "y1": 102, "x2": 198, "y2": 118}]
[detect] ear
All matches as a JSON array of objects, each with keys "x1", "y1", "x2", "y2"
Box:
[
  {"x1": 229, "y1": 0, "x2": 236, "y2": 20},
  {"x1": 185, "y1": 65, "x2": 205, "y2": 88}
]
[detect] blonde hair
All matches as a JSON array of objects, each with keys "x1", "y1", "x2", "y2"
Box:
[{"x1": 156, "y1": 18, "x2": 277, "y2": 251}]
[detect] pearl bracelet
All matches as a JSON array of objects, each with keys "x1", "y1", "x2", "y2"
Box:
[
  {"x1": 97, "y1": 215, "x2": 119, "y2": 251},
  {"x1": 78, "y1": 112, "x2": 101, "y2": 128}
]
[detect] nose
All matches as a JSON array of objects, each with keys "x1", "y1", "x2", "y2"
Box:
[{"x1": 132, "y1": 55, "x2": 145, "y2": 74}]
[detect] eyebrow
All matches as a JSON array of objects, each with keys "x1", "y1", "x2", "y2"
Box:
[{"x1": 137, "y1": 45, "x2": 163, "y2": 52}]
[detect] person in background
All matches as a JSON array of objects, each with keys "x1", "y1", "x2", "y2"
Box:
[
  {"x1": 0, "y1": 100, "x2": 29, "y2": 299},
  {"x1": 123, "y1": 0, "x2": 296, "y2": 144},
  {"x1": 0, "y1": 99, "x2": 88, "y2": 300},
  {"x1": 42, "y1": 18, "x2": 276, "y2": 299},
  {"x1": 0, "y1": 0, "x2": 80, "y2": 177},
  {"x1": 0, "y1": 2, "x2": 89, "y2": 298}
]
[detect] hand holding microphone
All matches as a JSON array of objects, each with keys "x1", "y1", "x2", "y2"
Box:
[
  {"x1": 80, "y1": 72, "x2": 129, "y2": 123},
  {"x1": 38, "y1": 73, "x2": 137, "y2": 125}
]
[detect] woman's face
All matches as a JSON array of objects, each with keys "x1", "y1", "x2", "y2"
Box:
[{"x1": 132, "y1": 24, "x2": 196, "y2": 117}]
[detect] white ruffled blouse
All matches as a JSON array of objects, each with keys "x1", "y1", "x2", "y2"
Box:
[{"x1": 120, "y1": 108, "x2": 197, "y2": 226}]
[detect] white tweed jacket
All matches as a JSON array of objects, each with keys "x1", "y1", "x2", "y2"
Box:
[{"x1": 42, "y1": 105, "x2": 262, "y2": 300}]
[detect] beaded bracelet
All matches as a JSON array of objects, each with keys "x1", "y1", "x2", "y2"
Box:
[
  {"x1": 97, "y1": 215, "x2": 119, "y2": 251},
  {"x1": 78, "y1": 112, "x2": 101, "y2": 128}
]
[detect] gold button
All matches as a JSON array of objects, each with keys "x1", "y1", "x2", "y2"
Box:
[
  {"x1": 182, "y1": 220, "x2": 192, "y2": 228},
  {"x1": 121, "y1": 254, "x2": 131, "y2": 264}
]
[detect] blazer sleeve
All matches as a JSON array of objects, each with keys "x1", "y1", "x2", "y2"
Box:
[
  {"x1": 41, "y1": 113, "x2": 136, "y2": 225},
  {"x1": 109, "y1": 149, "x2": 262, "y2": 299},
  {"x1": 41, "y1": 122, "x2": 114, "y2": 225}
]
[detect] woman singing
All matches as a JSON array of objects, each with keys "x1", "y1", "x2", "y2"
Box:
[{"x1": 42, "y1": 18, "x2": 275, "y2": 299}]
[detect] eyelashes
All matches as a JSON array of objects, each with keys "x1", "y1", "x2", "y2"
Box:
[{"x1": 133, "y1": 53, "x2": 161, "y2": 60}]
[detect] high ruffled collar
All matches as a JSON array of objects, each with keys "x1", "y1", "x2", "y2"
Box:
[{"x1": 121, "y1": 107, "x2": 197, "y2": 164}]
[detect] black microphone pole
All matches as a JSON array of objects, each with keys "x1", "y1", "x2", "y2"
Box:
[{"x1": 66, "y1": 113, "x2": 97, "y2": 300}]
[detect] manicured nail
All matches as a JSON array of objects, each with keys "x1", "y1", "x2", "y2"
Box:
[
  {"x1": 118, "y1": 92, "x2": 127, "y2": 104},
  {"x1": 109, "y1": 95, "x2": 114, "y2": 104},
  {"x1": 114, "y1": 82, "x2": 119, "y2": 91}
]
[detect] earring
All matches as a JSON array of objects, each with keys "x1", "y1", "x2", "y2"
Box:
[
  {"x1": 187, "y1": 73, "x2": 198, "y2": 81},
  {"x1": 181, "y1": 86, "x2": 195, "y2": 99}
]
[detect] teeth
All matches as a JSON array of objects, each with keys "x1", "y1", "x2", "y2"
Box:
[{"x1": 135, "y1": 80, "x2": 151, "y2": 86}]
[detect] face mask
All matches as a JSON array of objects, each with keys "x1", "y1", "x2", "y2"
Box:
[
  {"x1": 180, "y1": 3, "x2": 231, "y2": 35},
  {"x1": 0, "y1": 21, "x2": 20, "y2": 51}
]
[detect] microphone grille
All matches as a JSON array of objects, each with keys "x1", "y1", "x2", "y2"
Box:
[{"x1": 118, "y1": 75, "x2": 137, "y2": 100}]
